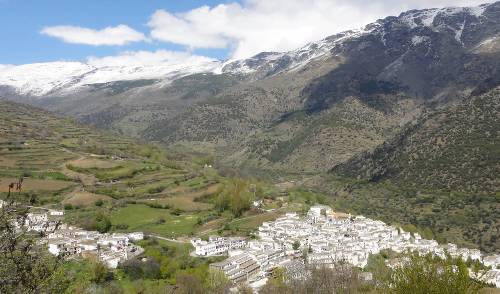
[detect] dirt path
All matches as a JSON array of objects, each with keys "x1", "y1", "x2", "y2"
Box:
[{"x1": 147, "y1": 234, "x2": 190, "y2": 244}]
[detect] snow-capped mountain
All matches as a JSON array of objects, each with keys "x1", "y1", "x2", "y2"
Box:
[
  {"x1": 1, "y1": 1, "x2": 498, "y2": 100},
  {"x1": 219, "y1": 29, "x2": 371, "y2": 76},
  {"x1": 221, "y1": 2, "x2": 495, "y2": 77},
  {"x1": 0, "y1": 57, "x2": 222, "y2": 97}
]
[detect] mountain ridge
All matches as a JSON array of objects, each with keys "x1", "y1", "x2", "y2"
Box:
[
  {"x1": 2, "y1": 2, "x2": 496, "y2": 99},
  {"x1": 1, "y1": 1, "x2": 499, "y2": 176}
]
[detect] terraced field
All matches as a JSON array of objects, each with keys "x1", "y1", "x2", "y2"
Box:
[{"x1": 0, "y1": 100, "x2": 293, "y2": 240}]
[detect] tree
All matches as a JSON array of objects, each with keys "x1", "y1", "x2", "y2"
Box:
[
  {"x1": 237, "y1": 284, "x2": 253, "y2": 294},
  {"x1": 294, "y1": 264, "x2": 361, "y2": 293},
  {"x1": 0, "y1": 180, "x2": 69, "y2": 293},
  {"x1": 91, "y1": 212, "x2": 111, "y2": 233},
  {"x1": 292, "y1": 240, "x2": 300, "y2": 250},
  {"x1": 215, "y1": 178, "x2": 251, "y2": 217},
  {"x1": 121, "y1": 258, "x2": 144, "y2": 280},
  {"x1": 176, "y1": 273, "x2": 203, "y2": 294},
  {"x1": 89, "y1": 259, "x2": 108, "y2": 283},
  {"x1": 261, "y1": 262, "x2": 363, "y2": 294},
  {"x1": 229, "y1": 179, "x2": 251, "y2": 217},
  {"x1": 381, "y1": 252, "x2": 484, "y2": 294},
  {"x1": 143, "y1": 258, "x2": 161, "y2": 279},
  {"x1": 205, "y1": 269, "x2": 230, "y2": 294},
  {"x1": 261, "y1": 267, "x2": 288, "y2": 294}
]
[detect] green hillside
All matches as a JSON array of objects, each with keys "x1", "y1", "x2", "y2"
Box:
[
  {"x1": 332, "y1": 88, "x2": 500, "y2": 193},
  {"x1": 328, "y1": 89, "x2": 500, "y2": 252},
  {"x1": 0, "y1": 100, "x2": 298, "y2": 239}
]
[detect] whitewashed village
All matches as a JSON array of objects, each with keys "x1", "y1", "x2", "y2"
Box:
[
  {"x1": 192, "y1": 204, "x2": 500, "y2": 290},
  {"x1": 8, "y1": 198, "x2": 499, "y2": 290},
  {"x1": 9, "y1": 202, "x2": 145, "y2": 269}
]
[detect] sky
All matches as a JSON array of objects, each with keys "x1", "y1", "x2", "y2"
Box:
[{"x1": 0, "y1": 0, "x2": 491, "y2": 65}]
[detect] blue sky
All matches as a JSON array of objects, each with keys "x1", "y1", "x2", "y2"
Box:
[
  {"x1": 0, "y1": 0, "x2": 234, "y2": 64},
  {"x1": 0, "y1": 0, "x2": 489, "y2": 65}
]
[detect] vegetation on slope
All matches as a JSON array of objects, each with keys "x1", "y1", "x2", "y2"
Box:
[
  {"x1": 326, "y1": 89, "x2": 500, "y2": 253},
  {"x1": 332, "y1": 89, "x2": 500, "y2": 194}
]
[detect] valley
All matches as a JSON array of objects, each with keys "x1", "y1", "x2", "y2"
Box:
[
  {"x1": 0, "y1": 1, "x2": 499, "y2": 292},
  {"x1": 1, "y1": 2, "x2": 499, "y2": 254}
]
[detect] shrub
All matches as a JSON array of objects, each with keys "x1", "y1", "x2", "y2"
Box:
[
  {"x1": 85, "y1": 213, "x2": 111, "y2": 233},
  {"x1": 114, "y1": 224, "x2": 129, "y2": 230},
  {"x1": 381, "y1": 252, "x2": 484, "y2": 293},
  {"x1": 171, "y1": 209, "x2": 183, "y2": 216},
  {"x1": 120, "y1": 259, "x2": 144, "y2": 280}
]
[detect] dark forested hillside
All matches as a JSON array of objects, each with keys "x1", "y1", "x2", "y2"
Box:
[{"x1": 332, "y1": 88, "x2": 500, "y2": 194}]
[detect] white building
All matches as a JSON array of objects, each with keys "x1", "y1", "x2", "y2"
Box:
[
  {"x1": 191, "y1": 236, "x2": 247, "y2": 256},
  {"x1": 48, "y1": 239, "x2": 81, "y2": 256},
  {"x1": 128, "y1": 232, "x2": 144, "y2": 241},
  {"x1": 308, "y1": 205, "x2": 333, "y2": 217},
  {"x1": 49, "y1": 210, "x2": 64, "y2": 216},
  {"x1": 484, "y1": 255, "x2": 500, "y2": 269}
]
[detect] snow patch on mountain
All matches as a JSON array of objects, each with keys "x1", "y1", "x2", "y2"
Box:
[
  {"x1": 399, "y1": 2, "x2": 489, "y2": 31},
  {"x1": 221, "y1": 28, "x2": 373, "y2": 76},
  {"x1": 0, "y1": 62, "x2": 94, "y2": 96},
  {"x1": 411, "y1": 35, "x2": 430, "y2": 46},
  {"x1": 0, "y1": 58, "x2": 222, "y2": 97}
]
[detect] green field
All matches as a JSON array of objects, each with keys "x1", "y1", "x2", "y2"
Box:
[
  {"x1": 110, "y1": 204, "x2": 199, "y2": 237},
  {"x1": 0, "y1": 101, "x2": 293, "y2": 242}
]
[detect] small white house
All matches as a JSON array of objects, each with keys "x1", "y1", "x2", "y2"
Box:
[
  {"x1": 100, "y1": 252, "x2": 123, "y2": 269},
  {"x1": 49, "y1": 210, "x2": 64, "y2": 216},
  {"x1": 483, "y1": 255, "x2": 500, "y2": 268},
  {"x1": 308, "y1": 205, "x2": 333, "y2": 217},
  {"x1": 48, "y1": 239, "x2": 81, "y2": 256},
  {"x1": 128, "y1": 232, "x2": 144, "y2": 241},
  {"x1": 192, "y1": 236, "x2": 247, "y2": 256}
]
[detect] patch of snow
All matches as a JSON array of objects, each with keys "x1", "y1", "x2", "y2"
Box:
[
  {"x1": 400, "y1": 2, "x2": 490, "y2": 30},
  {"x1": 420, "y1": 9, "x2": 440, "y2": 27},
  {"x1": 467, "y1": 4, "x2": 488, "y2": 18},
  {"x1": 455, "y1": 19, "x2": 467, "y2": 45},
  {"x1": 411, "y1": 35, "x2": 430, "y2": 46}
]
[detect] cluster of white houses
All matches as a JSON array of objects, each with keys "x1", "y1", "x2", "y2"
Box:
[
  {"x1": 194, "y1": 205, "x2": 500, "y2": 289},
  {"x1": 22, "y1": 210, "x2": 144, "y2": 268},
  {"x1": 191, "y1": 236, "x2": 247, "y2": 256}
]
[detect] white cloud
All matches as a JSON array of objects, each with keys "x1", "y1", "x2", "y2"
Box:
[
  {"x1": 147, "y1": 0, "x2": 490, "y2": 59},
  {"x1": 41, "y1": 24, "x2": 147, "y2": 46},
  {"x1": 148, "y1": 9, "x2": 228, "y2": 48},
  {"x1": 86, "y1": 50, "x2": 217, "y2": 67}
]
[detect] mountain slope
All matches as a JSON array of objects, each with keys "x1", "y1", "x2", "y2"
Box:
[
  {"x1": 144, "y1": 2, "x2": 500, "y2": 173},
  {"x1": 332, "y1": 87, "x2": 500, "y2": 193},
  {"x1": 0, "y1": 56, "x2": 221, "y2": 97},
  {"x1": 1, "y1": 2, "x2": 500, "y2": 176}
]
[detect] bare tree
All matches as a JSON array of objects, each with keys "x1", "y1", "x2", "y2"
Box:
[{"x1": 262, "y1": 261, "x2": 362, "y2": 294}]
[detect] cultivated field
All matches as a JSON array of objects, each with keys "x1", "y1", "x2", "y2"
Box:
[{"x1": 0, "y1": 101, "x2": 292, "y2": 242}]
